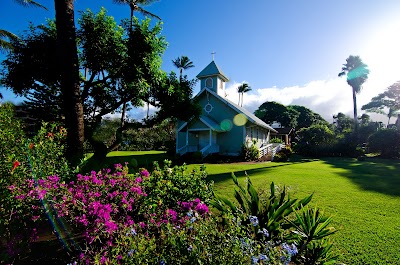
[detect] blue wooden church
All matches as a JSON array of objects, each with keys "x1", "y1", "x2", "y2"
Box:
[{"x1": 176, "y1": 60, "x2": 277, "y2": 157}]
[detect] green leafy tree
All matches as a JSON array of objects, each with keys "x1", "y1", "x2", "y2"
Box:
[
  {"x1": 1, "y1": 11, "x2": 162, "y2": 159},
  {"x1": 296, "y1": 124, "x2": 335, "y2": 157},
  {"x1": 254, "y1": 101, "x2": 299, "y2": 128},
  {"x1": 333, "y1": 112, "x2": 353, "y2": 134},
  {"x1": 112, "y1": 0, "x2": 161, "y2": 123},
  {"x1": 362, "y1": 81, "x2": 400, "y2": 125},
  {"x1": 338, "y1": 55, "x2": 370, "y2": 131},
  {"x1": 236, "y1": 83, "x2": 251, "y2": 107},
  {"x1": 287, "y1": 105, "x2": 328, "y2": 130},
  {"x1": 368, "y1": 128, "x2": 400, "y2": 158}
]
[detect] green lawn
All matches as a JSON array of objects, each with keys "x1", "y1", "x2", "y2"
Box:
[
  {"x1": 82, "y1": 150, "x2": 168, "y2": 173},
  {"x1": 189, "y1": 157, "x2": 400, "y2": 265},
  {"x1": 84, "y1": 152, "x2": 400, "y2": 264}
]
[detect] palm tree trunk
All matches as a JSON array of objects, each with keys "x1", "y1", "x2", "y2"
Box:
[
  {"x1": 352, "y1": 87, "x2": 359, "y2": 132},
  {"x1": 54, "y1": 0, "x2": 84, "y2": 165}
]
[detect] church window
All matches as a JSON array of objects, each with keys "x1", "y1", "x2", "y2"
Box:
[{"x1": 206, "y1": 78, "x2": 213, "y2": 88}]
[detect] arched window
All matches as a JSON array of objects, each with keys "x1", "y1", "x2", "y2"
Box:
[{"x1": 206, "y1": 77, "x2": 213, "y2": 88}]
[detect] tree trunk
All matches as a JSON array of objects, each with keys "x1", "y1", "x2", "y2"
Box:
[
  {"x1": 352, "y1": 86, "x2": 359, "y2": 134},
  {"x1": 54, "y1": 0, "x2": 84, "y2": 165}
]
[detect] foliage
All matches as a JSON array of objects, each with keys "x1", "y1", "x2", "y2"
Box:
[
  {"x1": 240, "y1": 140, "x2": 260, "y2": 161},
  {"x1": 368, "y1": 128, "x2": 400, "y2": 158},
  {"x1": 287, "y1": 105, "x2": 329, "y2": 130},
  {"x1": 332, "y1": 112, "x2": 353, "y2": 134},
  {"x1": 0, "y1": 103, "x2": 71, "y2": 262},
  {"x1": 295, "y1": 124, "x2": 335, "y2": 157},
  {"x1": 274, "y1": 146, "x2": 293, "y2": 162},
  {"x1": 1, "y1": 9, "x2": 199, "y2": 159},
  {"x1": 288, "y1": 207, "x2": 337, "y2": 264},
  {"x1": 142, "y1": 160, "x2": 214, "y2": 212},
  {"x1": 269, "y1": 137, "x2": 284, "y2": 143},
  {"x1": 237, "y1": 83, "x2": 251, "y2": 107},
  {"x1": 254, "y1": 101, "x2": 299, "y2": 128},
  {"x1": 211, "y1": 174, "x2": 337, "y2": 264},
  {"x1": 362, "y1": 81, "x2": 400, "y2": 125}
]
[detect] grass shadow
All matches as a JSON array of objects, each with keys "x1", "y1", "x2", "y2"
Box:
[
  {"x1": 321, "y1": 157, "x2": 400, "y2": 196},
  {"x1": 81, "y1": 151, "x2": 169, "y2": 173},
  {"x1": 208, "y1": 159, "x2": 313, "y2": 184}
]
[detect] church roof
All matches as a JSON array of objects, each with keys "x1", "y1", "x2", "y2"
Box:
[
  {"x1": 196, "y1": 88, "x2": 277, "y2": 132},
  {"x1": 196, "y1": 61, "x2": 229, "y2": 82}
]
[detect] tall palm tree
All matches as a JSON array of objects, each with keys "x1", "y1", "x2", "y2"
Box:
[
  {"x1": 237, "y1": 83, "x2": 251, "y2": 107},
  {"x1": 172, "y1": 56, "x2": 195, "y2": 79},
  {"x1": 1, "y1": 1, "x2": 47, "y2": 52},
  {"x1": 338, "y1": 55, "x2": 369, "y2": 131},
  {"x1": 54, "y1": 0, "x2": 85, "y2": 163}
]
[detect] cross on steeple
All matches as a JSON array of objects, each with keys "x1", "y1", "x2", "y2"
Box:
[{"x1": 211, "y1": 51, "x2": 216, "y2": 61}]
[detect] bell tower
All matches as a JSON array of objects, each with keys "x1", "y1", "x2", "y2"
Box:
[{"x1": 196, "y1": 60, "x2": 229, "y2": 97}]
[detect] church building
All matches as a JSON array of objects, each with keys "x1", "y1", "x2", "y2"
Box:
[{"x1": 176, "y1": 60, "x2": 277, "y2": 157}]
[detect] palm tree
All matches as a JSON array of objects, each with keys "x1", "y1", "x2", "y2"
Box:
[
  {"x1": 113, "y1": 0, "x2": 161, "y2": 27},
  {"x1": 13, "y1": 0, "x2": 46, "y2": 9},
  {"x1": 338, "y1": 55, "x2": 369, "y2": 131},
  {"x1": 1, "y1": 1, "x2": 47, "y2": 52},
  {"x1": 172, "y1": 56, "x2": 195, "y2": 79},
  {"x1": 0, "y1": 30, "x2": 19, "y2": 53},
  {"x1": 237, "y1": 83, "x2": 251, "y2": 107},
  {"x1": 54, "y1": 0, "x2": 85, "y2": 164}
]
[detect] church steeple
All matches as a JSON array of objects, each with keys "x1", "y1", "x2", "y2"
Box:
[{"x1": 196, "y1": 60, "x2": 229, "y2": 96}]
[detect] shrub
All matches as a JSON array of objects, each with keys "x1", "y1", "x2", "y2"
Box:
[
  {"x1": 142, "y1": 160, "x2": 214, "y2": 212},
  {"x1": 0, "y1": 104, "x2": 71, "y2": 262},
  {"x1": 368, "y1": 128, "x2": 400, "y2": 158},
  {"x1": 270, "y1": 137, "x2": 284, "y2": 143},
  {"x1": 241, "y1": 140, "x2": 259, "y2": 161},
  {"x1": 274, "y1": 146, "x2": 293, "y2": 162}
]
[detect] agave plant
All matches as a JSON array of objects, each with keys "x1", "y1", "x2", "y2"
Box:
[
  {"x1": 211, "y1": 173, "x2": 313, "y2": 239},
  {"x1": 288, "y1": 206, "x2": 337, "y2": 264}
]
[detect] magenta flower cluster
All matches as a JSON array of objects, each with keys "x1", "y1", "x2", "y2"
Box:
[{"x1": 10, "y1": 164, "x2": 211, "y2": 265}]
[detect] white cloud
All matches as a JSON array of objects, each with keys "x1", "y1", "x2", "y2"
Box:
[{"x1": 225, "y1": 74, "x2": 392, "y2": 123}]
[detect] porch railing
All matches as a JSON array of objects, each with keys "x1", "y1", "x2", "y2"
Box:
[{"x1": 259, "y1": 143, "x2": 285, "y2": 161}]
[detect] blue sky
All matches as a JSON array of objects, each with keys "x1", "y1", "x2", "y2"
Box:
[{"x1": 1, "y1": 0, "x2": 400, "y2": 122}]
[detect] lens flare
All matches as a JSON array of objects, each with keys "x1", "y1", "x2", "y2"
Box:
[
  {"x1": 220, "y1": 119, "x2": 233, "y2": 131},
  {"x1": 26, "y1": 143, "x2": 80, "y2": 252},
  {"x1": 233, "y1": 114, "x2": 247, "y2": 126}
]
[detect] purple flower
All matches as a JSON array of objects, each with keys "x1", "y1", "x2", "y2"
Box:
[
  {"x1": 195, "y1": 203, "x2": 209, "y2": 215},
  {"x1": 135, "y1": 177, "x2": 142, "y2": 183},
  {"x1": 140, "y1": 169, "x2": 150, "y2": 178}
]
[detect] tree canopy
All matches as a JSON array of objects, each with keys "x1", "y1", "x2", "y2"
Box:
[
  {"x1": 254, "y1": 101, "x2": 327, "y2": 130},
  {"x1": 1, "y1": 9, "x2": 199, "y2": 159},
  {"x1": 362, "y1": 81, "x2": 400, "y2": 125}
]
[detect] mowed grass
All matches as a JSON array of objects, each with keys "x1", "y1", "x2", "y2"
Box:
[
  {"x1": 86, "y1": 152, "x2": 400, "y2": 264},
  {"x1": 189, "y1": 158, "x2": 400, "y2": 265},
  {"x1": 82, "y1": 150, "x2": 168, "y2": 173}
]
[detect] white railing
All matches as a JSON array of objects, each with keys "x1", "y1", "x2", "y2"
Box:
[
  {"x1": 259, "y1": 143, "x2": 273, "y2": 158},
  {"x1": 259, "y1": 143, "x2": 285, "y2": 161}
]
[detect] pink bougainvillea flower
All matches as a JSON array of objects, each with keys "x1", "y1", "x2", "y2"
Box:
[{"x1": 140, "y1": 169, "x2": 150, "y2": 178}]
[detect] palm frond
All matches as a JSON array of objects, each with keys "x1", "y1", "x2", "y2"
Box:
[
  {"x1": 14, "y1": 0, "x2": 47, "y2": 10},
  {"x1": 136, "y1": 7, "x2": 161, "y2": 20}
]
